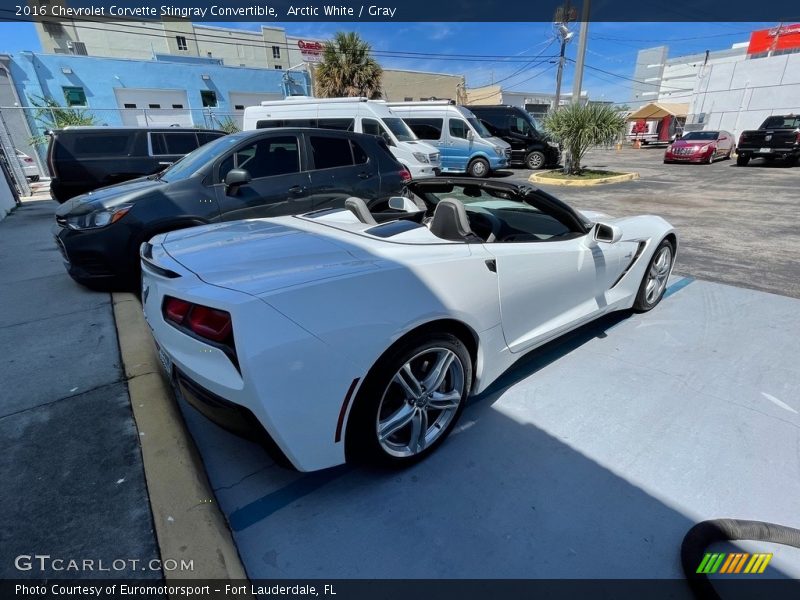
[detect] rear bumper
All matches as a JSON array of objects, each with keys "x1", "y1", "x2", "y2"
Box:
[
  {"x1": 406, "y1": 163, "x2": 440, "y2": 179},
  {"x1": 737, "y1": 147, "x2": 799, "y2": 159},
  {"x1": 172, "y1": 366, "x2": 292, "y2": 466}
]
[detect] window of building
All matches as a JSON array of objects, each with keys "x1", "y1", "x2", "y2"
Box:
[
  {"x1": 272, "y1": 46, "x2": 281, "y2": 59},
  {"x1": 234, "y1": 104, "x2": 245, "y2": 111},
  {"x1": 176, "y1": 36, "x2": 188, "y2": 51},
  {"x1": 310, "y1": 136, "x2": 354, "y2": 169},
  {"x1": 148, "y1": 104, "x2": 161, "y2": 109},
  {"x1": 123, "y1": 103, "x2": 136, "y2": 109},
  {"x1": 62, "y1": 86, "x2": 87, "y2": 107},
  {"x1": 172, "y1": 104, "x2": 183, "y2": 109},
  {"x1": 200, "y1": 90, "x2": 217, "y2": 107},
  {"x1": 274, "y1": 65, "x2": 283, "y2": 70},
  {"x1": 404, "y1": 97, "x2": 413, "y2": 101}
]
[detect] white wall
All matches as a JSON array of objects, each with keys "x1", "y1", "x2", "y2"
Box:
[{"x1": 688, "y1": 53, "x2": 800, "y2": 138}]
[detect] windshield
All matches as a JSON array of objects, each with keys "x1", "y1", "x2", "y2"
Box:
[
  {"x1": 382, "y1": 117, "x2": 417, "y2": 142},
  {"x1": 527, "y1": 114, "x2": 543, "y2": 132},
  {"x1": 467, "y1": 117, "x2": 492, "y2": 138},
  {"x1": 681, "y1": 131, "x2": 719, "y2": 141},
  {"x1": 159, "y1": 135, "x2": 238, "y2": 182}
]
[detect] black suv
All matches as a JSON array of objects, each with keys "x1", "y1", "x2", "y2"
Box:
[
  {"x1": 55, "y1": 128, "x2": 410, "y2": 290},
  {"x1": 47, "y1": 127, "x2": 226, "y2": 203},
  {"x1": 467, "y1": 105, "x2": 560, "y2": 170}
]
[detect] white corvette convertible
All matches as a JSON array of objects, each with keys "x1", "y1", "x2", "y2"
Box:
[{"x1": 141, "y1": 178, "x2": 676, "y2": 472}]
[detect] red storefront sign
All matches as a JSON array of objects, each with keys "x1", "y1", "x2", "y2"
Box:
[{"x1": 747, "y1": 24, "x2": 800, "y2": 54}]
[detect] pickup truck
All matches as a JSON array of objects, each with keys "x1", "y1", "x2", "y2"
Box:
[{"x1": 737, "y1": 115, "x2": 800, "y2": 166}]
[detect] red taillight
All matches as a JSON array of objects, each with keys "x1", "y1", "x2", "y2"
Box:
[
  {"x1": 186, "y1": 305, "x2": 232, "y2": 342},
  {"x1": 164, "y1": 297, "x2": 191, "y2": 324},
  {"x1": 795, "y1": 131, "x2": 800, "y2": 144},
  {"x1": 162, "y1": 296, "x2": 232, "y2": 343},
  {"x1": 399, "y1": 168, "x2": 412, "y2": 183}
]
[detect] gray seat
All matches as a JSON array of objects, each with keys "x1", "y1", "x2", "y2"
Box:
[
  {"x1": 345, "y1": 197, "x2": 377, "y2": 225},
  {"x1": 429, "y1": 197, "x2": 477, "y2": 242}
]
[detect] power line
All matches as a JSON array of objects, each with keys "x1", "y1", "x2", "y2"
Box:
[{"x1": 570, "y1": 59, "x2": 695, "y2": 92}]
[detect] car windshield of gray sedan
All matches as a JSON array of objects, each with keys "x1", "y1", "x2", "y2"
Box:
[
  {"x1": 681, "y1": 131, "x2": 719, "y2": 141},
  {"x1": 159, "y1": 135, "x2": 242, "y2": 182}
]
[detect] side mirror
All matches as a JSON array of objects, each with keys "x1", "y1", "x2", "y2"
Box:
[
  {"x1": 388, "y1": 196, "x2": 423, "y2": 212},
  {"x1": 467, "y1": 130, "x2": 475, "y2": 141},
  {"x1": 224, "y1": 168, "x2": 251, "y2": 194},
  {"x1": 381, "y1": 132, "x2": 395, "y2": 147},
  {"x1": 594, "y1": 222, "x2": 623, "y2": 244}
]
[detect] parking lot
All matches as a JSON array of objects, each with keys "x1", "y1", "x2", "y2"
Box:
[{"x1": 2, "y1": 144, "x2": 798, "y2": 590}]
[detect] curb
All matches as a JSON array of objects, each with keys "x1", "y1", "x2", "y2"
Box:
[
  {"x1": 112, "y1": 293, "x2": 250, "y2": 591},
  {"x1": 529, "y1": 170, "x2": 639, "y2": 187}
]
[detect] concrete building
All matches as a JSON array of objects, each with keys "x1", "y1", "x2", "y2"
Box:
[
  {"x1": 465, "y1": 84, "x2": 588, "y2": 119},
  {"x1": 0, "y1": 51, "x2": 309, "y2": 163},
  {"x1": 380, "y1": 69, "x2": 464, "y2": 102},
  {"x1": 34, "y1": 2, "x2": 293, "y2": 70},
  {"x1": 631, "y1": 24, "x2": 800, "y2": 136},
  {"x1": 32, "y1": 4, "x2": 464, "y2": 103}
]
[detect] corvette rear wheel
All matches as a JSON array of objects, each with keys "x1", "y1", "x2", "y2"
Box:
[
  {"x1": 347, "y1": 333, "x2": 471, "y2": 467},
  {"x1": 633, "y1": 239, "x2": 674, "y2": 312}
]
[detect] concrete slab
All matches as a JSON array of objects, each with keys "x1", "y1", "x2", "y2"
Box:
[
  {"x1": 0, "y1": 304, "x2": 123, "y2": 415},
  {"x1": 0, "y1": 382, "x2": 160, "y2": 579},
  {"x1": 0, "y1": 197, "x2": 160, "y2": 580},
  {"x1": 181, "y1": 278, "x2": 800, "y2": 582}
]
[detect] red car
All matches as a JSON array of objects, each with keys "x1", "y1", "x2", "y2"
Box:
[{"x1": 664, "y1": 130, "x2": 735, "y2": 164}]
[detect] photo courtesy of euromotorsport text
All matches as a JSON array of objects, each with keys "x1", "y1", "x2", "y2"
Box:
[{"x1": 1, "y1": 0, "x2": 799, "y2": 599}]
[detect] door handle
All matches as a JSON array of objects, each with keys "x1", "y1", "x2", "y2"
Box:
[
  {"x1": 288, "y1": 185, "x2": 305, "y2": 195},
  {"x1": 158, "y1": 161, "x2": 173, "y2": 166},
  {"x1": 358, "y1": 172, "x2": 372, "y2": 179}
]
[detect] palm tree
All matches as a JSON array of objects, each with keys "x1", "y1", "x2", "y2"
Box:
[
  {"x1": 28, "y1": 95, "x2": 96, "y2": 146},
  {"x1": 543, "y1": 103, "x2": 626, "y2": 174},
  {"x1": 314, "y1": 32, "x2": 383, "y2": 99}
]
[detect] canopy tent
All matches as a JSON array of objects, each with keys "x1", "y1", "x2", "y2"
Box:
[{"x1": 627, "y1": 102, "x2": 689, "y2": 120}]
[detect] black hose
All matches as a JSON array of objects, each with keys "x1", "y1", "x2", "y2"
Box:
[{"x1": 681, "y1": 519, "x2": 800, "y2": 599}]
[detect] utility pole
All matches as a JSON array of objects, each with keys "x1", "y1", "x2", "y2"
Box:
[
  {"x1": 571, "y1": 0, "x2": 590, "y2": 104},
  {"x1": 553, "y1": 2, "x2": 574, "y2": 110}
]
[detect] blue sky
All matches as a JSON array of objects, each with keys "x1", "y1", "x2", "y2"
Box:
[{"x1": 1, "y1": 20, "x2": 777, "y2": 103}]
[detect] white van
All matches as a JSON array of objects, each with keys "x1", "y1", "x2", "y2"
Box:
[
  {"x1": 386, "y1": 101, "x2": 511, "y2": 178},
  {"x1": 243, "y1": 97, "x2": 441, "y2": 179}
]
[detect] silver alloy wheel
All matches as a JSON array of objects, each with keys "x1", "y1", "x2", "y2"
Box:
[
  {"x1": 527, "y1": 152, "x2": 544, "y2": 169},
  {"x1": 471, "y1": 160, "x2": 487, "y2": 176},
  {"x1": 645, "y1": 245, "x2": 673, "y2": 305},
  {"x1": 376, "y1": 347, "x2": 465, "y2": 458}
]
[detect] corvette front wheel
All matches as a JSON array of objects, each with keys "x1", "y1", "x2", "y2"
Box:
[
  {"x1": 633, "y1": 239, "x2": 674, "y2": 312},
  {"x1": 346, "y1": 333, "x2": 471, "y2": 467}
]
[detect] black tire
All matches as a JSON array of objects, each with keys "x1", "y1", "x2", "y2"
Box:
[
  {"x1": 346, "y1": 332, "x2": 472, "y2": 467},
  {"x1": 736, "y1": 154, "x2": 750, "y2": 167},
  {"x1": 467, "y1": 157, "x2": 490, "y2": 178},
  {"x1": 633, "y1": 239, "x2": 674, "y2": 313},
  {"x1": 525, "y1": 151, "x2": 547, "y2": 170}
]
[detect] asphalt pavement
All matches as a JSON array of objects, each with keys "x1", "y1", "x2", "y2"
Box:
[{"x1": 500, "y1": 146, "x2": 800, "y2": 299}]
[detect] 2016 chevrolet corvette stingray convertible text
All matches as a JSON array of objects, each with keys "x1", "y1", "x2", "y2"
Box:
[{"x1": 141, "y1": 178, "x2": 677, "y2": 471}]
